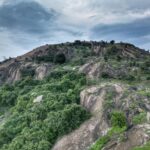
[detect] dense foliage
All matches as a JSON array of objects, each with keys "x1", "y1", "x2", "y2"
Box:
[
  {"x1": 111, "y1": 111, "x2": 127, "y2": 128},
  {"x1": 0, "y1": 70, "x2": 90, "y2": 150}
]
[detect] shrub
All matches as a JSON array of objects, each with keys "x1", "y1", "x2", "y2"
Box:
[
  {"x1": 132, "y1": 112, "x2": 146, "y2": 125},
  {"x1": 54, "y1": 53, "x2": 66, "y2": 64},
  {"x1": 109, "y1": 46, "x2": 119, "y2": 55},
  {"x1": 90, "y1": 135, "x2": 110, "y2": 150},
  {"x1": 125, "y1": 75, "x2": 136, "y2": 81},
  {"x1": 90, "y1": 126, "x2": 126, "y2": 150},
  {"x1": 110, "y1": 40, "x2": 115, "y2": 45},
  {"x1": 20, "y1": 67, "x2": 35, "y2": 78},
  {"x1": 0, "y1": 91, "x2": 17, "y2": 106},
  {"x1": 132, "y1": 141, "x2": 150, "y2": 150},
  {"x1": 35, "y1": 51, "x2": 55, "y2": 63},
  {"x1": 111, "y1": 111, "x2": 127, "y2": 128},
  {"x1": 117, "y1": 55, "x2": 122, "y2": 61},
  {"x1": 104, "y1": 56, "x2": 108, "y2": 62},
  {"x1": 0, "y1": 71, "x2": 89, "y2": 150},
  {"x1": 146, "y1": 76, "x2": 150, "y2": 80},
  {"x1": 101, "y1": 72, "x2": 111, "y2": 79}
]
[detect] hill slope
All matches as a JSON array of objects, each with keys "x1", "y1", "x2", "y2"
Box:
[{"x1": 0, "y1": 41, "x2": 150, "y2": 150}]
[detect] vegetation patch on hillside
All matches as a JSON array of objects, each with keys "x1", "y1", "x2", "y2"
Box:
[{"x1": 0, "y1": 70, "x2": 90, "y2": 150}]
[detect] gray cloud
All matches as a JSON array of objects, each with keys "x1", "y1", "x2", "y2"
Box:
[
  {"x1": 0, "y1": 1, "x2": 57, "y2": 34},
  {"x1": 92, "y1": 17, "x2": 150, "y2": 38},
  {"x1": 90, "y1": 17, "x2": 150, "y2": 49},
  {"x1": 0, "y1": 0, "x2": 150, "y2": 61}
]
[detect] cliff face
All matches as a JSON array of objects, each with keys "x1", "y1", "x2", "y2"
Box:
[{"x1": 0, "y1": 41, "x2": 149, "y2": 150}]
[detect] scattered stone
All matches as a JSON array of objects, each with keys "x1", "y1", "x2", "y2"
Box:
[{"x1": 33, "y1": 95, "x2": 43, "y2": 103}]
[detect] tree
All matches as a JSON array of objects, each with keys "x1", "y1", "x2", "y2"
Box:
[
  {"x1": 110, "y1": 40, "x2": 115, "y2": 45},
  {"x1": 54, "y1": 53, "x2": 66, "y2": 64}
]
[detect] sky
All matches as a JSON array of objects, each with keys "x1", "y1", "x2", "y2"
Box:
[{"x1": 0, "y1": 0, "x2": 150, "y2": 60}]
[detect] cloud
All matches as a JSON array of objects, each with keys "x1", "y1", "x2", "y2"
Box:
[
  {"x1": 92, "y1": 17, "x2": 150, "y2": 37},
  {"x1": 0, "y1": 0, "x2": 150, "y2": 61},
  {"x1": 0, "y1": 1, "x2": 58, "y2": 34},
  {"x1": 89, "y1": 16, "x2": 150, "y2": 50}
]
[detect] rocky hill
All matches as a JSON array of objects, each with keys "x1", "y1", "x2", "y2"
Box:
[{"x1": 0, "y1": 41, "x2": 149, "y2": 150}]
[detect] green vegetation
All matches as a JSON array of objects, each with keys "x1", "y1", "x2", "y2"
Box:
[
  {"x1": 132, "y1": 141, "x2": 150, "y2": 150},
  {"x1": 90, "y1": 135, "x2": 110, "y2": 150},
  {"x1": 111, "y1": 111, "x2": 127, "y2": 128},
  {"x1": 35, "y1": 52, "x2": 54, "y2": 63},
  {"x1": 54, "y1": 53, "x2": 66, "y2": 64},
  {"x1": 90, "y1": 111, "x2": 127, "y2": 150},
  {"x1": 104, "y1": 88, "x2": 116, "y2": 109},
  {"x1": 34, "y1": 50, "x2": 66, "y2": 64},
  {"x1": 132, "y1": 112, "x2": 147, "y2": 125},
  {"x1": 0, "y1": 41, "x2": 150, "y2": 150},
  {"x1": 0, "y1": 70, "x2": 90, "y2": 150},
  {"x1": 90, "y1": 126, "x2": 127, "y2": 150},
  {"x1": 20, "y1": 67, "x2": 35, "y2": 78}
]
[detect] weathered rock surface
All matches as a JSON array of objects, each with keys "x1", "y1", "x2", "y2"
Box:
[
  {"x1": 103, "y1": 124, "x2": 150, "y2": 150},
  {"x1": 35, "y1": 64, "x2": 52, "y2": 80},
  {"x1": 52, "y1": 86, "x2": 108, "y2": 150},
  {"x1": 52, "y1": 84, "x2": 125, "y2": 150},
  {"x1": 33, "y1": 95, "x2": 43, "y2": 103},
  {"x1": 52, "y1": 82, "x2": 150, "y2": 150},
  {"x1": 0, "y1": 41, "x2": 149, "y2": 85},
  {"x1": 0, "y1": 41, "x2": 149, "y2": 150},
  {"x1": 79, "y1": 61, "x2": 128, "y2": 79}
]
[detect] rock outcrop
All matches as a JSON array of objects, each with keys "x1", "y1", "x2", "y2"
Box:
[
  {"x1": 0, "y1": 41, "x2": 149, "y2": 150},
  {"x1": 0, "y1": 41, "x2": 149, "y2": 85},
  {"x1": 103, "y1": 124, "x2": 150, "y2": 150},
  {"x1": 53, "y1": 82, "x2": 150, "y2": 150},
  {"x1": 52, "y1": 84, "x2": 126, "y2": 150}
]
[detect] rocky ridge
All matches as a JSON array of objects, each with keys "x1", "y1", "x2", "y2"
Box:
[{"x1": 0, "y1": 41, "x2": 150, "y2": 150}]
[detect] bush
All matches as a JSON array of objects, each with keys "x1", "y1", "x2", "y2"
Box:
[
  {"x1": 125, "y1": 75, "x2": 136, "y2": 81},
  {"x1": 146, "y1": 76, "x2": 150, "y2": 80},
  {"x1": 0, "y1": 71, "x2": 89, "y2": 150},
  {"x1": 101, "y1": 72, "x2": 111, "y2": 79},
  {"x1": 35, "y1": 51, "x2": 55, "y2": 63},
  {"x1": 111, "y1": 111, "x2": 127, "y2": 128},
  {"x1": 132, "y1": 112, "x2": 146, "y2": 125},
  {"x1": 132, "y1": 141, "x2": 150, "y2": 150},
  {"x1": 109, "y1": 46, "x2": 119, "y2": 55},
  {"x1": 90, "y1": 126, "x2": 126, "y2": 150},
  {"x1": 90, "y1": 135, "x2": 110, "y2": 150},
  {"x1": 0, "y1": 89, "x2": 17, "y2": 106},
  {"x1": 110, "y1": 40, "x2": 115, "y2": 45},
  {"x1": 54, "y1": 53, "x2": 66, "y2": 64},
  {"x1": 20, "y1": 67, "x2": 35, "y2": 78}
]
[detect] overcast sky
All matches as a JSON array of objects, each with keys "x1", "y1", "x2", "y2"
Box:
[{"x1": 0, "y1": 0, "x2": 150, "y2": 60}]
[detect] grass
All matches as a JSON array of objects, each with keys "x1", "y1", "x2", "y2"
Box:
[
  {"x1": 132, "y1": 142, "x2": 150, "y2": 150},
  {"x1": 132, "y1": 112, "x2": 147, "y2": 125},
  {"x1": 90, "y1": 126, "x2": 127, "y2": 150}
]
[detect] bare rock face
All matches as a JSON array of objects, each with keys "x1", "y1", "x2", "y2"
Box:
[
  {"x1": 52, "y1": 118, "x2": 108, "y2": 150},
  {"x1": 79, "y1": 62, "x2": 128, "y2": 79},
  {"x1": 0, "y1": 60, "x2": 53, "y2": 84},
  {"x1": 52, "y1": 86, "x2": 108, "y2": 150},
  {"x1": 33, "y1": 95, "x2": 43, "y2": 103},
  {"x1": 79, "y1": 62, "x2": 103, "y2": 79},
  {"x1": 35, "y1": 64, "x2": 52, "y2": 80},
  {"x1": 0, "y1": 60, "x2": 22, "y2": 84},
  {"x1": 52, "y1": 84, "x2": 124, "y2": 150}
]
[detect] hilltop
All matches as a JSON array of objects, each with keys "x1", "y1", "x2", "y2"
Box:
[{"x1": 0, "y1": 40, "x2": 150, "y2": 150}]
